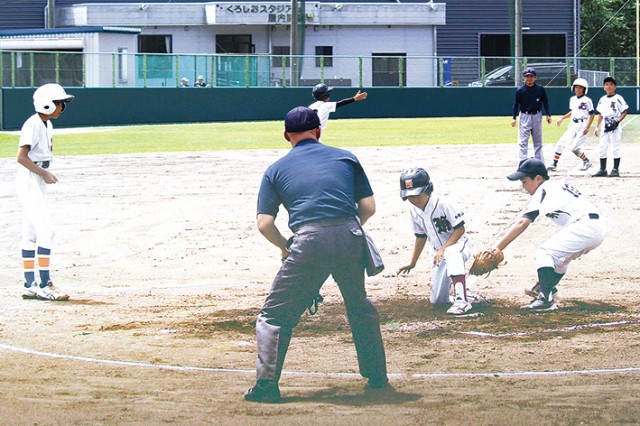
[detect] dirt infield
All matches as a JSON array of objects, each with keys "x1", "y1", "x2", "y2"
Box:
[{"x1": 1, "y1": 142, "x2": 639, "y2": 425}]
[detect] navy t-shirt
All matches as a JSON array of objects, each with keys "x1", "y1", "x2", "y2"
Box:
[
  {"x1": 512, "y1": 83, "x2": 550, "y2": 119},
  {"x1": 257, "y1": 139, "x2": 373, "y2": 229}
]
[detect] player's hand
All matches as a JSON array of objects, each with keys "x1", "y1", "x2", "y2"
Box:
[
  {"x1": 511, "y1": 119, "x2": 517, "y2": 127},
  {"x1": 556, "y1": 118, "x2": 563, "y2": 126},
  {"x1": 546, "y1": 115, "x2": 552, "y2": 124},
  {"x1": 397, "y1": 264, "x2": 416, "y2": 275},
  {"x1": 354, "y1": 90, "x2": 367, "y2": 101},
  {"x1": 594, "y1": 128, "x2": 600, "y2": 137},
  {"x1": 582, "y1": 127, "x2": 590, "y2": 136},
  {"x1": 43, "y1": 171, "x2": 58, "y2": 184},
  {"x1": 433, "y1": 249, "x2": 445, "y2": 266}
]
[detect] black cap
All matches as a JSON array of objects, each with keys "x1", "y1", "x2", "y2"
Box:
[
  {"x1": 507, "y1": 158, "x2": 549, "y2": 181},
  {"x1": 603, "y1": 76, "x2": 617, "y2": 85},
  {"x1": 284, "y1": 106, "x2": 321, "y2": 132},
  {"x1": 523, "y1": 67, "x2": 537, "y2": 77}
]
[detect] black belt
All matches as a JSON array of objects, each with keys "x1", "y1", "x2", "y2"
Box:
[
  {"x1": 588, "y1": 213, "x2": 599, "y2": 219},
  {"x1": 573, "y1": 118, "x2": 586, "y2": 123},
  {"x1": 522, "y1": 111, "x2": 540, "y2": 115},
  {"x1": 34, "y1": 161, "x2": 50, "y2": 169}
]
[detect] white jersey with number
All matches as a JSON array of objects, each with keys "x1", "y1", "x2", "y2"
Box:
[
  {"x1": 19, "y1": 113, "x2": 53, "y2": 162},
  {"x1": 568, "y1": 95, "x2": 594, "y2": 121},
  {"x1": 596, "y1": 93, "x2": 628, "y2": 121},
  {"x1": 524, "y1": 180, "x2": 599, "y2": 227},
  {"x1": 308, "y1": 100, "x2": 337, "y2": 130}
]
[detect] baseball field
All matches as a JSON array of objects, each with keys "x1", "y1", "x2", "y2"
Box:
[{"x1": 1, "y1": 116, "x2": 639, "y2": 425}]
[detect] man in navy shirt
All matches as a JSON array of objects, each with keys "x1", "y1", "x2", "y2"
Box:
[
  {"x1": 244, "y1": 106, "x2": 388, "y2": 403},
  {"x1": 511, "y1": 67, "x2": 552, "y2": 164}
]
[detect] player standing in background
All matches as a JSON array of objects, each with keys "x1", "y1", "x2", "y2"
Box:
[
  {"x1": 592, "y1": 77, "x2": 628, "y2": 177},
  {"x1": 547, "y1": 78, "x2": 595, "y2": 172},
  {"x1": 490, "y1": 158, "x2": 605, "y2": 312},
  {"x1": 308, "y1": 83, "x2": 368, "y2": 132},
  {"x1": 16, "y1": 83, "x2": 74, "y2": 301},
  {"x1": 511, "y1": 68, "x2": 552, "y2": 164},
  {"x1": 396, "y1": 167, "x2": 478, "y2": 315},
  {"x1": 245, "y1": 106, "x2": 388, "y2": 403}
]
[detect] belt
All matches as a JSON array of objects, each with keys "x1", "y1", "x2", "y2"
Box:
[
  {"x1": 588, "y1": 213, "x2": 599, "y2": 219},
  {"x1": 34, "y1": 161, "x2": 50, "y2": 169},
  {"x1": 522, "y1": 110, "x2": 540, "y2": 115},
  {"x1": 291, "y1": 216, "x2": 355, "y2": 233},
  {"x1": 572, "y1": 118, "x2": 586, "y2": 123}
]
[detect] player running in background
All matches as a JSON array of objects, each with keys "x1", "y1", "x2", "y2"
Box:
[
  {"x1": 592, "y1": 76, "x2": 628, "y2": 178},
  {"x1": 396, "y1": 167, "x2": 481, "y2": 315},
  {"x1": 308, "y1": 83, "x2": 368, "y2": 132},
  {"x1": 491, "y1": 158, "x2": 605, "y2": 312},
  {"x1": 16, "y1": 83, "x2": 74, "y2": 301},
  {"x1": 511, "y1": 67, "x2": 552, "y2": 164},
  {"x1": 547, "y1": 78, "x2": 595, "y2": 172}
]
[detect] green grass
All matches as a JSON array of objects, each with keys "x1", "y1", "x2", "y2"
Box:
[{"x1": 1, "y1": 116, "x2": 637, "y2": 157}]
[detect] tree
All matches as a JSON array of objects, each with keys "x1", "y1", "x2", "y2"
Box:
[{"x1": 581, "y1": 0, "x2": 636, "y2": 57}]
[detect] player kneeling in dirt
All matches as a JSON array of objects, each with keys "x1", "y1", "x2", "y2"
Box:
[
  {"x1": 397, "y1": 167, "x2": 482, "y2": 315},
  {"x1": 490, "y1": 158, "x2": 605, "y2": 311}
]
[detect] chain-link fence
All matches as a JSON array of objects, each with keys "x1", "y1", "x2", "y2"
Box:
[{"x1": 1, "y1": 50, "x2": 637, "y2": 88}]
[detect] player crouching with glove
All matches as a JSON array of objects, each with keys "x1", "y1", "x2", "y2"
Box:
[
  {"x1": 396, "y1": 167, "x2": 479, "y2": 315},
  {"x1": 490, "y1": 158, "x2": 605, "y2": 311}
]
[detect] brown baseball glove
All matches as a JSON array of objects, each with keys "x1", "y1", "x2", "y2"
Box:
[{"x1": 469, "y1": 249, "x2": 505, "y2": 276}]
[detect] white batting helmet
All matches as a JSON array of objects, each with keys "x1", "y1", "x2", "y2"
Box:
[
  {"x1": 33, "y1": 83, "x2": 74, "y2": 114},
  {"x1": 571, "y1": 78, "x2": 589, "y2": 94}
]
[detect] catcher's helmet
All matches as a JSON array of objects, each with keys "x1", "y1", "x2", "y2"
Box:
[
  {"x1": 571, "y1": 78, "x2": 589, "y2": 94},
  {"x1": 400, "y1": 167, "x2": 433, "y2": 200},
  {"x1": 33, "y1": 83, "x2": 74, "y2": 114},
  {"x1": 312, "y1": 83, "x2": 333, "y2": 101}
]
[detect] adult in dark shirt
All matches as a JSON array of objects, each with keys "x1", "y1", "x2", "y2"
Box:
[
  {"x1": 244, "y1": 106, "x2": 388, "y2": 403},
  {"x1": 511, "y1": 68, "x2": 552, "y2": 163}
]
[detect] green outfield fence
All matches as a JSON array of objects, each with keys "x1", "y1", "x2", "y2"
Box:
[{"x1": 1, "y1": 50, "x2": 638, "y2": 89}]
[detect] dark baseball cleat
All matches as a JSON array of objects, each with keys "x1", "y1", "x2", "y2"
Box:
[
  {"x1": 525, "y1": 282, "x2": 558, "y2": 298},
  {"x1": 244, "y1": 380, "x2": 281, "y2": 403},
  {"x1": 365, "y1": 377, "x2": 391, "y2": 390},
  {"x1": 609, "y1": 169, "x2": 620, "y2": 177},
  {"x1": 521, "y1": 294, "x2": 558, "y2": 312},
  {"x1": 592, "y1": 169, "x2": 608, "y2": 177}
]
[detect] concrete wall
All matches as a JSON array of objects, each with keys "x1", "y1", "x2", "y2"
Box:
[{"x1": 2, "y1": 86, "x2": 638, "y2": 130}]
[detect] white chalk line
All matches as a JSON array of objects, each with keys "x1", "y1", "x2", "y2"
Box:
[
  {"x1": 1, "y1": 341, "x2": 640, "y2": 380},
  {"x1": 2, "y1": 285, "x2": 640, "y2": 381}
]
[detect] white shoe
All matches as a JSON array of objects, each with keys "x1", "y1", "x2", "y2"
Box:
[
  {"x1": 546, "y1": 165, "x2": 557, "y2": 171},
  {"x1": 447, "y1": 297, "x2": 472, "y2": 315},
  {"x1": 580, "y1": 160, "x2": 593, "y2": 171},
  {"x1": 37, "y1": 281, "x2": 69, "y2": 301},
  {"x1": 21, "y1": 281, "x2": 39, "y2": 299},
  {"x1": 466, "y1": 288, "x2": 489, "y2": 304},
  {"x1": 521, "y1": 293, "x2": 558, "y2": 312}
]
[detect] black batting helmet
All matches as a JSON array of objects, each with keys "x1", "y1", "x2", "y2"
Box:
[
  {"x1": 312, "y1": 83, "x2": 333, "y2": 100},
  {"x1": 400, "y1": 167, "x2": 433, "y2": 201}
]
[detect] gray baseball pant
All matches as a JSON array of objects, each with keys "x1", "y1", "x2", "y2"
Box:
[{"x1": 518, "y1": 112, "x2": 545, "y2": 163}]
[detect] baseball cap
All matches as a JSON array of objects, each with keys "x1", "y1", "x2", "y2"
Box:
[
  {"x1": 507, "y1": 158, "x2": 549, "y2": 181},
  {"x1": 284, "y1": 106, "x2": 321, "y2": 132},
  {"x1": 523, "y1": 67, "x2": 537, "y2": 77},
  {"x1": 603, "y1": 76, "x2": 617, "y2": 85}
]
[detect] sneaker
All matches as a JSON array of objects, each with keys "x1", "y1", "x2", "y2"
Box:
[
  {"x1": 21, "y1": 281, "x2": 39, "y2": 299},
  {"x1": 593, "y1": 169, "x2": 608, "y2": 177},
  {"x1": 580, "y1": 160, "x2": 593, "y2": 171},
  {"x1": 36, "y1": 281, "x2": 70, "y2": 301},
  {"x1": 366, "y1": 377, "x2": 391, "y2": 390},
  {"x1": 447, "y1": 297, "x2": 473, "y2": 315},
  {"x1": 244, "y1": 380, "x2": 281, "y2": 403},
  {"x1": 609, "y1": 169, "x2": 620, "y2": 177},
  {"x1": 521, "y1": 293, "x2": 558, "y2": 312},
  {"x1": 467, "y1": 288, "x2": 490, "y2": 304},
  {"x1": 546, "y1": 165, "x2": 557, "y2": 171},
  {"x1": 524, "y1": 282, "x2": 558, "y2": 298}
]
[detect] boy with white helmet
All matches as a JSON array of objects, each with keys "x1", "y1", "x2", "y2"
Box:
[
  {"x1": 547, "y1": 78, "x2": 595, "y2": 172},
  {"x1": 396, "y1": 167, "x2": 478, "y2": 315},
  {"x1": 16, "y1": 83, "x2": 74, "y2": 301}
]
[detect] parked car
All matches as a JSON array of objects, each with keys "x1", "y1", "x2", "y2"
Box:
[{"x1": 468, "y1": 62, "x2": 576, "y2": 87}]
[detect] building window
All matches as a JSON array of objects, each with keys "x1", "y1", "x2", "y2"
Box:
[
  {"x1": 272, "y1": 46, "x2": 290, "y2": 67},
  {"x1": 216, "y1": 35, "x2": 254, "y2": 54},
  {"x1": 315, "y1": 46, "x2": 333, "y2": 67},
  {"x1": 138, "y1": 35, "x2": 172, "y2": 53}
]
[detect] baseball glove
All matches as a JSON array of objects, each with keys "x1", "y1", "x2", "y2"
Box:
[
  {"x1": 604, "y1": 117, "x2": 619, "y2": 133},
  {"x1": 469, "y1": 249, "x2": 505, "y2": 276}
]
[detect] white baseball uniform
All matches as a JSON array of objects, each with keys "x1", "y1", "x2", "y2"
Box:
[
  {"x1": 16, "y1": 113, "x2": 55, "y2": 250},
  {"x1": 308, "y1": 100, "x2": 336, "y2": 130},
  {"x1": 408, "y1": 193, "x2": 473, "y2": 304},
  {"x1": 596, "y1": 93, "x2": 628, "y2": 158},
  {"x1": 522, "y1": 180, "x2": 605, "y2": 274},
  {"x1": 554, "y1": 95, "x2": 594, "y2": 154}
]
